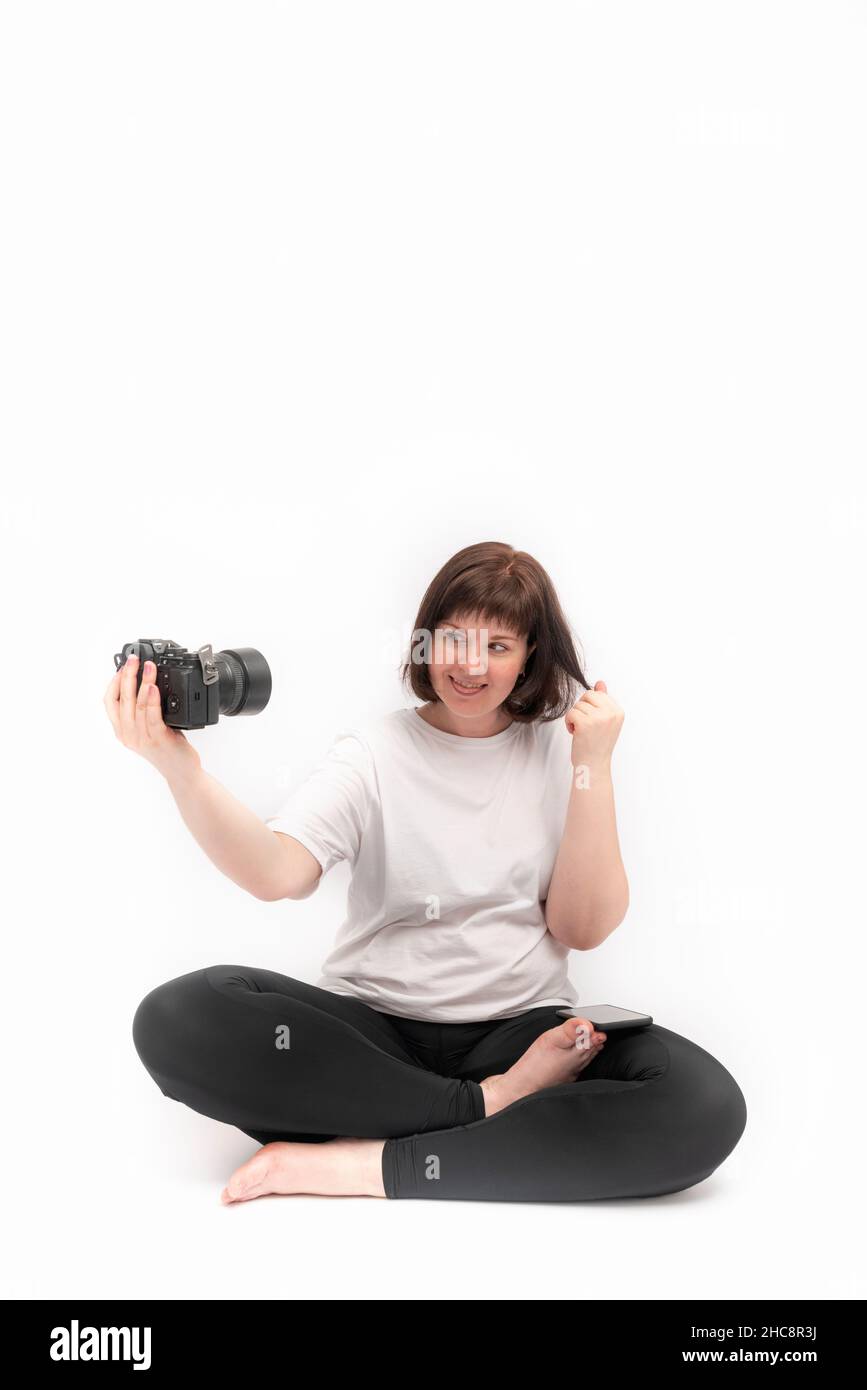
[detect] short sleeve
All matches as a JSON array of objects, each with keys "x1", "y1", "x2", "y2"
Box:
[{"x1": 264, "y1": 731, "x2": 375, "y2": 876}]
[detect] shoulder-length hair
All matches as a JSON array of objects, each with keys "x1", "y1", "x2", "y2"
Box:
[{"x1": 399, "y1": 541, "x2": 590, "y2": 722}]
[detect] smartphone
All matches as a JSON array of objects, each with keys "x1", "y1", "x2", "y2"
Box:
[{"x1": 555, "y1": 1004, "x2": 652, "y2": 1031}]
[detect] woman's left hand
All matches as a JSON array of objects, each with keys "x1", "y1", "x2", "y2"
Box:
[{"x1": 564, "y1": 680, "x2": 625, "y2": 768}]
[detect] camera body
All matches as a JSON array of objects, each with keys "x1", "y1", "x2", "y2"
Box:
[{"x1": 113, "y1": 638, "x2": 272, "y2": 730}]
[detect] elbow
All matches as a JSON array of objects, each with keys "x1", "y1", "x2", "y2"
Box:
[
  {"x1": 286, "y1": 879, "x2": 320, "y2": 901},
  {"x1": 546, "y1": 890, "x2": 630, "y2": 952},
  {"x1": 256, "y1": 875, "x2": 321, "y2": 903},
  {"x1": 550, "y1": 920, "x2": 619, "y2": 952},
  {"x1": 252, "y1": 881, "x2": 299, "y2": 903},
  {"x1": 548, "y1": 924, "x2": 608, "y2": 952},
  {"x1": 251, "y1": 884, "x2": 282, "y2": 903}
]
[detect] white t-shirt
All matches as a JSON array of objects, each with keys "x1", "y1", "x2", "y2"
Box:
[{"x1": 265, "y1": 706, "x2": 581, "y2": 1023}]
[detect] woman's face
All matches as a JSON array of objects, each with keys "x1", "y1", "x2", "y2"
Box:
[{"x1": 428, "y1": 610, "x2": 535, "y2": 715}]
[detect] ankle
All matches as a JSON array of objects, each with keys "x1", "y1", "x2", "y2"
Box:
[
  {"x1": 362, "y1": 1140, "x2": 386, "y2": 1197},
  {"x1": 480, "y1": 1074, "x2": 515, "y2": 1118},
  {"x1": 336, "y1": 1138, "x2": 386, "y2": 1196}
]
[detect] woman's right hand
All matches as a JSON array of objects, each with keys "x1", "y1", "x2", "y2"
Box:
[{"x1": 104, "y1": 652, "x2": 202, "y2": 782}]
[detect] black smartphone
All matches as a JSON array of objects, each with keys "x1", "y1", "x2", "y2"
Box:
[{"x1": 555, "y1": 1004, "x2": 652, "y2": 1031}]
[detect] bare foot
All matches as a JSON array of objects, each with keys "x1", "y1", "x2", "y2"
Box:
[
  {"x1": 480, "y1": 1016, "x2": 607, "y2": 1117},
  {"x1": 220, "y1": 1137, "x2": 386, "y2": 1204}
]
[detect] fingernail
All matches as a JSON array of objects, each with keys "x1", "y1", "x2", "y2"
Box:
[{"x1": 144, "y1": 661, "x2": 154, "y2": 675}]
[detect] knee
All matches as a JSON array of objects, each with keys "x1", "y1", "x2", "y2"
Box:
[
  {"x1": 131, "y1": 979, "x2": 171, "y2": 1071},
  {"x1": 645, "y1": 1029, "x2": 747, "y2": 1191},
  {"x1": 677, "y1": 1047, "x2": 748, "y2": 1184},
  {"x1": 700, "y1": 1063, "x2": 747, "y2": 1152},
  {"x1": 131, "y1": 968, "x2": 207, "y2": 1074}
]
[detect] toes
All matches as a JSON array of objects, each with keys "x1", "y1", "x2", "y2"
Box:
[
  {"x1": 561, "y1": 1017, "x2": 592, "y2": 1049},
  {"x1": 222, "y1": 1174, "x2": 251, "y2": 1204},
  {"x1": 226, "y1": 1174, "x2": 265, "y2": 1204},
  {"x1": 222, "y1": 1154, "x2": 270, "y2": 1205},
  {"x1": 562, "y1": 1017, "x2": 606, "y2": 1053}
]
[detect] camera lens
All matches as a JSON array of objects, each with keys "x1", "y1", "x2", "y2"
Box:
[{"x1": 215, "y1": 648, "x2": 272, "y2": 716}]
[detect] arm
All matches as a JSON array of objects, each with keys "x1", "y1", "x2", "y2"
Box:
[
  {"x1": 543, "y1": 681, "x2": 629, "y2": 951},
  {"x1": 164, "y1": 763, "x2": 323, "y2": 902},
  {"x1": 104, "y1": 650, "x2": 322, "y2": 901},
  {"x1": 544, "y1": 759, "x2": 629, "y2": 950}
]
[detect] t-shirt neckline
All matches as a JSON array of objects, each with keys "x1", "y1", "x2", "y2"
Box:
[{"x1": 407, "y1": 705, "x2": 522, "y2": 747}]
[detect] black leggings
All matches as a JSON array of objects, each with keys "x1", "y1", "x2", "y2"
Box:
[{"x1": 131, "y1": 963, "x2": 748, "y2": 1201}]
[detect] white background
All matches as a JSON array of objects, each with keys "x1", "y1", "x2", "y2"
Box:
[{"x1": 2, "y1": 0, "x2": 865, "y2": 1301}]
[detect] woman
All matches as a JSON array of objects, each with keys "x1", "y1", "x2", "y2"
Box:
[{"x1": 106, "y1": 541, "x2": 747, "y2": 1203}]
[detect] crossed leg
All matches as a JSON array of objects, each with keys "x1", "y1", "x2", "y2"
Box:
[{"x1": 132, "y1": 964, "x2": 747, "y2": 1203}]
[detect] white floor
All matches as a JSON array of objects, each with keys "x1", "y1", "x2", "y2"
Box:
[{"x1": 5, "y1": 1012, "x2": 861, "y2": 1302}]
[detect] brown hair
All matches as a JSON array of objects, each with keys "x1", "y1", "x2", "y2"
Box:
[{"x1": 399, "y1": 541, "x2": 590, "y2": 722}]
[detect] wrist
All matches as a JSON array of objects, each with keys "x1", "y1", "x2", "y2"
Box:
[
  {"x1": 569, "y1": 755, "x2": 612, "y2": 785},
  {"x1": 162, "y1": 753, "x2": 204, "y2": 796}
]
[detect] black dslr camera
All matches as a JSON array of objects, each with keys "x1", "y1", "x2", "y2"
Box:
[{"x1": 113, "y1": 639, "x2": 272, "y2": 730}]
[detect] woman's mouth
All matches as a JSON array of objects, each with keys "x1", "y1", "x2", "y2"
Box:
[{"x1": 449, "y1": 675, "x2": 488, "y2": 697}]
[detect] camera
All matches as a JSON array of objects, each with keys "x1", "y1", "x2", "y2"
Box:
[{"x1": 113, "y1": 638, "x2": 272, "y2": 730}]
